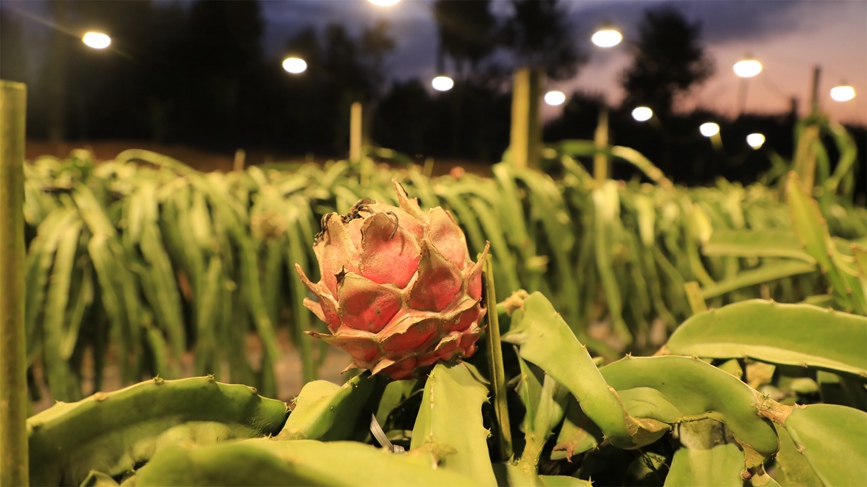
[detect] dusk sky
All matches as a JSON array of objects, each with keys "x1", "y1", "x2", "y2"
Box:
[
  {"x1": 260, "y1": 0, "x2": 867, "y2": 125},
  {"x1": 5, "y1": 0, "x2": 866, "y2": 125}
]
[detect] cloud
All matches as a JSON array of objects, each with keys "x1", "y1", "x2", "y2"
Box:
[
  {"x1": 385, "y1": 18, "x2": 438, "y2": 80},
  {"x1": 261, "y1": 0, "x2": 435, "y2": 60},
  {"x1": 567, "y1": 0, "x2": 806, "y2": 46}
]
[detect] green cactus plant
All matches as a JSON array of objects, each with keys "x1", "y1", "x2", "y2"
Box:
[
  {"x1": 38, "y1": 290, "x2": 864, "y2": 486},
  {"x1": 26, "y1": 376, "x2": 289, "y2": 486}
]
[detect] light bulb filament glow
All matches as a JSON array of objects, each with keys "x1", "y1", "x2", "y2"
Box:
[
  {"x1": 432, "y1": 75, "x2": 454, "y2": 92},
  {"x1": 830, "y1": 85, "x2": 856, "y2": 102},
  {"x1": 746, "y1": 133, "x2": 765, "y2": 149},
  {"x1": 282, "y1": 57, "x2": 307, "y2": 74},
  {"x1": 82, "y1": 32, "x2": 111, "y2": 49},
  {"x1": 700, "y1": 122, "x2": 720, "y2": 137},
  {"x1": 733, "y1": 59, "x2": 762, "y2": 78},
  {"x1": 544, "y1": 90, "x2": 566, "y2": 106},
  {"x1": 632, "y1": 106, "x2": 653, "y2": 122},
  {"x1": 592, "y1": 28, "x2": 623, "y2": 48}
]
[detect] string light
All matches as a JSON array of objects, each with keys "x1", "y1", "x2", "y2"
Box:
[
  {"x1": 632, "y1": 106, "x2": 653, "y2": 122},
  {"x1": 432, "y1": 75, "x2": 454, "y2": 92},
  {"x1": 282, "y1": 57, "x2": 307, "y2": 74},
  {"x1": 700, "y1": 122, "x2": 720, "y2": 137},
  {"x1": 746, "y1": 133, "x2": 765, "y2": 149},
  {"x1": 82, "y1": 32, "x2": 111, "y2": 49}
]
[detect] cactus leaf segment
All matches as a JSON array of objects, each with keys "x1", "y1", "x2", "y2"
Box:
[
  {"x1": 772, "y1": 425, "x2": 824, "y2": 486},
  {"x1": 137, "y1": 438, "x2": 480, "y2": 486},
  {"x1": 667, "y1": 300, "x2": 867, "y2": 378},
  {"x1": 277, "y1": 373, "x2": 384, "y2": 441},
  {"x1": 786, "y1": 172, "x2": 867, "y2": 314},
  {"x1": 665, "y1": 444, "x2": 745, "y2": 487},
  {"x1": 503, "y1": 292, "x2": 668, "y2": 450},
  {"x1": 410, "y1": 362, "x2": 496, "y2": 486},
  {"x1": 698, "y1": 261, "x2": 817, "y2": 299},
  {"x1": 601, "y1": 356, "x2": 779, "y2": 458},
  {"x1": 504, "y1": 293, "x2": 780, "y2": 457},
  {"x1": 27, "y1": 377, "x2": 289, "y2": 486},
  {"x1": 550, "y1": 398, "x2": 603, "y2": 461},
  {"x1": 781, "y1": 404, "x2": 867, "y2": 487},
  {"x1": 518, "y1": 370, "x2": 570, "y2": 473},
  {"x1": 702, "y1": 229, "x2": 816, "y2": 263}
]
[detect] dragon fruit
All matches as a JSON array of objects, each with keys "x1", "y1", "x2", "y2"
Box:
[{"x1": 295, "y1": 181, "x2": 489, "y2": 380}]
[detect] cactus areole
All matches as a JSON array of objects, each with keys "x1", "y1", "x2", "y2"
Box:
[{"x1": 296, "y1": 181, "x2": 489, "y2": 379}]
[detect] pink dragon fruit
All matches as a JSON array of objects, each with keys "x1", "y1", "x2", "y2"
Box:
[{"x1": 295, "y1": 181, "x2": 488, "y2": 380}]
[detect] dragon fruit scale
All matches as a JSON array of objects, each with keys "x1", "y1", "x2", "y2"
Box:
[{"x1": 295, "y1": 181, "x2": 489, "y2": 380}]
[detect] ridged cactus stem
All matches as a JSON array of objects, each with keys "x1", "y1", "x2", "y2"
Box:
[
  {"x1": 0, "y1": 80, "x2": 28, "y2": 487},
  {"x1": 27, "y1": 376, "x2": 290, "y2": 486},
  {"x1": 483, "y1": 254, "x2": 513, "y2": 461}
]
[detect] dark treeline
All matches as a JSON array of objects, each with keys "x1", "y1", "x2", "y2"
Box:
[{"x1": 1, "y1": 0, "x2": 863, "y2": 192}]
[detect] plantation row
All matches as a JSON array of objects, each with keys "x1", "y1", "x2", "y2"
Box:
[{"x1": 23, "y1": 144, "x2": 867, "y2": 401}]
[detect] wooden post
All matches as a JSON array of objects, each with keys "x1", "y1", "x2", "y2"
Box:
[
  {"x1": 795, "y1": 66, "x2": 822, "y2": 192},
  {"x1": 593, "y1": 105, "x2": 610, "y2": 183},
  {"x1": 232, "y1": 149, "x2": 246, "y2": 172},
  {"x1": 809, "y1": 65, "x2": 821, "y2": 115},
  {"x1": 0, "y1": 79, "x2": 29, "y2": 487},
  {"x1": 349, "y1": 101, "x2": 363, "y2": 163},
  {"x1": 509, "y1": 67, "x2": 542, "y2": 169}
]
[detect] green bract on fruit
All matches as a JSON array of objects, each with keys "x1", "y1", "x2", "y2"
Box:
[{"x1": 295, "y1": 181, "x2": 489, "y2": 380}]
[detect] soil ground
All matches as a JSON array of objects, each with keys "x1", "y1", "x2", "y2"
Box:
[{"x1": 31, "y1": 329, "x2": 352, "y2": 414}]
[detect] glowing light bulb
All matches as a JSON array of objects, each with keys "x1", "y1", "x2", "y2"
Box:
[
  {"x1": 82, "y1": 32, "x2": 111, "y2": 49},
  {"x1": 591, "y1": 28, "x2": 623, "y2": 48},
  {"x1": 632, "y1": 106, "x2": 653, "y2": 122},
  {"x1": 700, "y1": 122, "x2": 720, "y2": 137},
  {"x1": 369, "y1": 0, "x2": 400, "y2": 5},
  {"x1": 544, "y1": 90, "x2": 566, "y2": 106},
  {"x1": 282, "y1": 57, "x2": 307, "y2": 74},
  {"x1": 432, "y1": 75, "x2": 454, "y2": 92},
  {"x1": 830, "y1": 84, "x2": 855, "y2": 102},
  {"x1": 746, "y1": 133, "x2": 765, "y2": 149},
  {"x1": 733, "y1": 59, "x2": 762, "y2": 78}
]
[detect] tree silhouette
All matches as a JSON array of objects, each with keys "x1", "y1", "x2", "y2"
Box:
[
  {"x1": 0, "y1": 10, "x2": 29, "y2": 84},
  {"x1": 372, "y1": 79, "x2": 433, "y2": 154},
  {"x1": 620, "y1": 6, "x2": 714, "y2": 118},
  {"x1": 432, "y1": 0, "x2": 497, "y2": 78},
  {"x1": 177, "y1": 0, "x2": 265, "y2": 147},
  {"x1": 34, "y1": 0, "x2": 182, "y2": 142},
  {"x1": 273, "y1": 22, "x2": 394, "y2": 154},
  {"x1": 361, "y1": 19, "x2": 396, "y2": 94},
  {"x1": 503, "y1": 0, "x2": 585, "y2": 80}
]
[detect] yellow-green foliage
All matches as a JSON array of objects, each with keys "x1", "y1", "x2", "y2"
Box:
[{"x1": 22, "y1": 148, "x2": 867, "y2": 401}]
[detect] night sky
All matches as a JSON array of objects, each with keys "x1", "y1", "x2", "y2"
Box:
[{"x1": 259, "y1": 0, "x2": 867, "y2": 125}]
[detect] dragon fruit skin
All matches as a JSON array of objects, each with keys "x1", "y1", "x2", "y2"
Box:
[{"x1": 295, "y1": 181, "x2": 489, "y2": 380}]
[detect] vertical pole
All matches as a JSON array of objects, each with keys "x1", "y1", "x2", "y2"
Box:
[
  {"x1": 593, "y1": 105, "x2": 609, "y2": 183},
  {"x1": 232, "y1": 149, "x2": 246, "y2": 172},
  {"x1": 795, "y1": 66, "x2": 822, "y2": 192},
  {"x1": 809, "y1": 65, "x2": 821, "y2": 115},
  {"x1": 349, "y1": 101, "x2": 363, "y2": 163},
  {"x1": 0, "y1": 80, "x2": 29, "y2": 487},
  {"x1": 509, "y1": 67, "x2": 542, "y2": 169}
]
